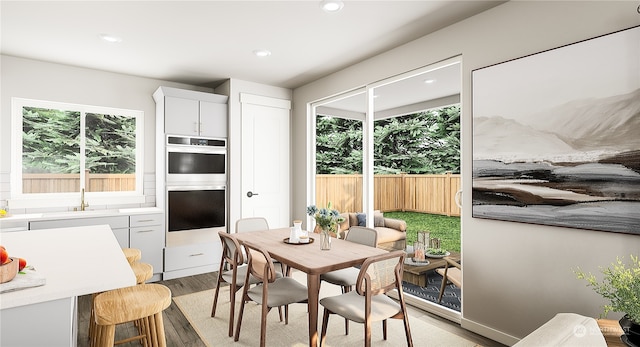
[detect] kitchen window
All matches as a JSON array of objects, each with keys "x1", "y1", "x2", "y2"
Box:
[{"x1": 10, "y1": 98, "x2": 144, "y2": 207}]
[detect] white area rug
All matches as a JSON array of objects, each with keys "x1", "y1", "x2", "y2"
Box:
[{"x1": 173, "y1": 271, "x2": 477, "y2": 347}]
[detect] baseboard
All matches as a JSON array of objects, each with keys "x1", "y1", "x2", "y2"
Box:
[
  {"x1": 388, "y1": 289, "x2": 461, "y2": 324},
  {"x1": 461, "y1": 317, "x2": 520, "y2": 346}
]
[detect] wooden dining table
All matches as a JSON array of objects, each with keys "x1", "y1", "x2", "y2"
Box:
[{"x1": 233, "y1": 227, "x2": 387, "y2": 347}]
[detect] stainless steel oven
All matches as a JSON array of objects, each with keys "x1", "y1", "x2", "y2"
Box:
[
  {"x1": 166, "y1": 135, "x2": 226, "y2": 185},
  {"x1": 165, "y1": 185, "x2": 226, "y2": 247}
]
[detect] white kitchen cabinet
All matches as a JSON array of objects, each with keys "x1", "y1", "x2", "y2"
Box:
[
  {"x1": 163, "y1": 242, "x2": 221, "y2": 280},
  {"x1": 155, "y1": 86, "x2": 228, "y2": 138},
  {"x1": 129, "y1": 213, "x2": 164, "y2": 275}
]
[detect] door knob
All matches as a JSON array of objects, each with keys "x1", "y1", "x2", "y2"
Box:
[{"x1": 247, "y1": 191, "x2": 259, "y2": 198}]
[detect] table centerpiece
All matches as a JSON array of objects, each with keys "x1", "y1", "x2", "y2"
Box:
[{"x1": 306, "y1": 203, "x2": 345, "y2": 250}]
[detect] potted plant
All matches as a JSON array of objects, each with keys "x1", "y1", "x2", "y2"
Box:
[
  {"x1": 575, "y1": 255, "x2": 640, "y2": 346},
  {"x1": 306, "y1": 202, "x2": 345, "y2": 250}
]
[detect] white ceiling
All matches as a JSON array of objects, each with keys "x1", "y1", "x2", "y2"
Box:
[{"x1": 1, "y1": 1, "x2": 503, "y2": 89}]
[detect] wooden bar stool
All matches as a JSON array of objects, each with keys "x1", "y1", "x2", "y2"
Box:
[
  {"x1": 122, "y1": 248, "x2": 141, "y2": 265},
  {"x1": 92, "y1": 283, "x2": 172, "y2": 347},
  {"x1": 131, "y1": 262, "x2": 153, "y2": 284}
]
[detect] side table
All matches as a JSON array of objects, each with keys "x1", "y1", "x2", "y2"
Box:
[{"x1": 597, "y1": 319, "x2": 625, "y2": 347}]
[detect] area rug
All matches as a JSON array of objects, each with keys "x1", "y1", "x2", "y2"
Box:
[
  {"x1": 173, "y1": 271, "x2": 475, "y2": 347},
  {"x1": 402, "y1": 269, "x2": 461, "y2": 312}
]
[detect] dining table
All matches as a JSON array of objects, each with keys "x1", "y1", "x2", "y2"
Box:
[{"x1": 233, "y1": 227, "x2": 387, "y2": 347}]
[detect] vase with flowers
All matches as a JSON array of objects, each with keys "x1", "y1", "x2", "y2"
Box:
[
  {"x1": 574, "y1": 255, "x2": 640, "y2": 346},
  {"x1": 306, "y1": 203, "x2": 345, "y2": 250}
]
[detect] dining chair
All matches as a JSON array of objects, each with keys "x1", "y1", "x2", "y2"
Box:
[
  {"x1": 211, "y1": 231, "x2": 261, "y2": 337},
  {"x1": 320, "y1": 226, "x2": 378, "y2": 334},
  {"x1": 435, "y1": 256, "x2": 461, "y2": 303},
  {"x1": 236, "y1": 217, "x2": 289, "y2": 275},
  {"x1": 234, "y1": 240, "x2": 308, "y2": 347},
  {"x1": 235, "y1": 217, "x2": 270, "y2": 233},
  {"x1": 319, "y1": 250, "x2": 413, "y2": 347}
]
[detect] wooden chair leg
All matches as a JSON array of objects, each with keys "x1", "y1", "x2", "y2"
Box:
[
  {"x1": 234, "y1": 290, "x2": 248, "y2": 342},
  {"x1": 342, "y1": 285, "x2": 351, "y2": 335},
  {"x1": 365, "y1": 317, "x2": 372, "y2": 347},
  {"x1": 382, "y1": 319, "x2": 388, "y2": 340},
  {"x1": 321, "y1": 308, "x2": 331, "y2": 347},
  {"x1": 260, "y1": 299, "x2": 269, "y2": 347},
  {"x1": 438, "y1": 273, "x2": 448, "y2": 303},
  {"x1": 211, "y1": 265, "x2": 224, "y2": 317}
]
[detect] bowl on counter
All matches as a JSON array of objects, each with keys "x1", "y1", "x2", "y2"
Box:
[{"x1": 0, "y1": 257, "x2": 19, "y2": 283}]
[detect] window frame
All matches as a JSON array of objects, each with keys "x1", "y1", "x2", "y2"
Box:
[{"x1": 10, "y1": 97, "x2": 145, "y2": 209}]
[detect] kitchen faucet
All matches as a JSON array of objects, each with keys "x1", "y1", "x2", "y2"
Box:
[{"x1": 80, "y1": 188, "x2": 89, "y2": 211}]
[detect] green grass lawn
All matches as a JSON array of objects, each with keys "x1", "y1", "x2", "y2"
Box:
[{"x1": 384, "y1": 211, "x2": 461, "y2": 252}]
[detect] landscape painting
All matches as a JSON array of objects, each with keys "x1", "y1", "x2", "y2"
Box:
[{"x1": 472, "y1": 26, "x2": 640, "y2": 235}]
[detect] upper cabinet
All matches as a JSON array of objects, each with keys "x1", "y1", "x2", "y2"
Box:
[{"x1": 154, "y1": 86, "x2": 228, "y2": 138}]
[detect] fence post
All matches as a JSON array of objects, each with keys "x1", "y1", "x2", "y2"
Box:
[{"x1": 445, "y1": 171, "x2": 451, "y2": 216}]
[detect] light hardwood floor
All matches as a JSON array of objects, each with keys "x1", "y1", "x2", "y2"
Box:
[{"x1": 77, "y1": 272, "x2": 506, "y2": 347}]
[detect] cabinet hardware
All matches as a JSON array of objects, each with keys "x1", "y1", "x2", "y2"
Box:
[
  {"x1": 189, "y1": 253, "x2": 205, "y2": 257},
  {"x1": 135, "y1": 229, "x2": 154, "y2": 233}
]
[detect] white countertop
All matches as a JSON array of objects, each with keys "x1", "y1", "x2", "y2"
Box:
[
  {"x1": 0, "y1": 224, "x2": 136, "y2": 309},
  {"x1": 0, "y1": 207, "x2": 163, "y2": 223}
]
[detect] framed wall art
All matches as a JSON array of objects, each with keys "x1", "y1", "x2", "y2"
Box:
[{"x1": 472, "y1": 25, "x2": 640, "y2": 235}]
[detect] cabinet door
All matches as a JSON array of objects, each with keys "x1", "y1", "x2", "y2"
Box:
[
  {"x1": 165, "y1": 96, "x2": 199, "y2": 135},
  {"x1": 199, "y1": 101, "x2": 227, "y2": 138},
  {"x1": 129, "y1": 219, "x2": 164, "y2": 274}
]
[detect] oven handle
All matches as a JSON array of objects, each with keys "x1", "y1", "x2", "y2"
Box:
[
  {"x1": 167, "y1": 185, "x2": 226, "y2": 191},
  {"x1": 166, "y1": 145, "x2": 226, "y2": 154}
]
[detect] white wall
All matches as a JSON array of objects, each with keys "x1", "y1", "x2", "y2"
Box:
[
  {"x1": 0, "y1": 55, "x2": 211, "y2": 211},
  {"x1": 292, "y1": 1, "x2": 640, "y2": 345},
  {"x1": 214, "y1": 78, "x2": 292, "y2": 231}
]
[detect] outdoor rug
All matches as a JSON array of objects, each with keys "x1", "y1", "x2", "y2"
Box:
[
  {"x1": 402, "y1": 269, "x2": 461, "y2": 312},
  {"x1": 173, "y1": 271, "x2": 474, "y2": 347}
]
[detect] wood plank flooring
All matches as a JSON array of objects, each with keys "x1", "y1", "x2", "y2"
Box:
[{"x1": 76, "y1": 272, "x2": 505, "y2": 347}]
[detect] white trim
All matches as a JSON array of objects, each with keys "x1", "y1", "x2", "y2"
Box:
[
  {"x1": 9, "y1": 97, "x2": 145, "y2": 208},
  {"x1": 461, "y1": 316, "x2": 520, "y2": 346},
  {"x1": 240, "y1": 93, "x2": 291, "y2": 109}
]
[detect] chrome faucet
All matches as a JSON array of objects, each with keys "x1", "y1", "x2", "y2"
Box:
[{"x1": 80, "y1": 188, "x2": 89, "y2": 211}]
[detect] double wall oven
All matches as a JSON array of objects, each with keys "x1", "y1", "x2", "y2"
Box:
[{"x1": 165, "y1": 135, "x2": 226, "y2": 247}]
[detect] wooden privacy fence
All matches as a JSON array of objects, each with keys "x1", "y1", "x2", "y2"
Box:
[
  {"x1": 316, "y1": 173, "x2": 461, "y2": 217},
  {"x1": 23, "y1": 173, "x2": 136, "y2": 193}
]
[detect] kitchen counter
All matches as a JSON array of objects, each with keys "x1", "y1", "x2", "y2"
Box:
[
  {"x1": 0, "y1": 224, "x2": 136, "y2": 346},
  {"x1": 0, "y1": 206, "x2": 163, "y2": 223}
]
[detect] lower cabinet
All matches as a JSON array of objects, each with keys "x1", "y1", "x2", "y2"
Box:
[{"x1": 163, "y1": 242, "x2": 221, "y2": 280}]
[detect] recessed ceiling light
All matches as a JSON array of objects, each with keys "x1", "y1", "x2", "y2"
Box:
[
  {"x1": 99, "y1": 33, "x2": 122, "y2": 43},
  {"x1": 424, "y1": 79, "x2": 437, "y2": 84},
  {"x1": 253, "y1": 49, "x2": 272, "y2": 57},
  {"x1": 320, "y1": 0, "x2": 344, "y2": 12}
]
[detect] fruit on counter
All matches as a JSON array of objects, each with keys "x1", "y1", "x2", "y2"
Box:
[
  {"x1": 18, "y1": 258, "x2": 27, "y2": 271},
  {"x1": 0, "y1": 209, "x2": 6, "y2": 217},
  {"x1": 0, "y1": 246, "x2": 8, "y2": 264}
]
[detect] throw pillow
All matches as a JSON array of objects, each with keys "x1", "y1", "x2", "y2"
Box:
[
  {"x1": 356, "y1": 213, "x2": 366, "y2": 226},
  {"x1": 374, "y1": 212, "x2": 385, "y2": 227}
]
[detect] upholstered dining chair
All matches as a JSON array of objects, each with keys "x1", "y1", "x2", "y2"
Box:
[
  {"x1": 319, "y1": 250, "x2": 413, "y2": 347},
  {"x1": 320, "y1": 226, "x2": 378, "y2": 334},
  {"x1": 235, "y1": 217, "x2": 270, "y2": 233},
  {"x1": 435, "y1": 256, "x2": 461, "y2": 303},
  {"x1": 236, "y1": 217, "x2": 288, "y2": 275},
  {"x1": 211, "y1": 231, "x2": 261, "y2": 337},
  {"x1": 234, "y1": 240, "x2": 308, "y2": 347}
]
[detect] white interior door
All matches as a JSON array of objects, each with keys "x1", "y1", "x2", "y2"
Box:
[{"x1": 240, "y1": 94, "x2": 291, "y2": 228}]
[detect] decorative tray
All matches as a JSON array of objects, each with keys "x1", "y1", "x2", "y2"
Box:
[
  {"x1": 426, "y1": 251, "x2": 450, "y2": 259},
  {"x1": 283, "y1": 237, "x2": 314, "y2": 245},
  {"x1": 404, "y1": 258, "x2": 429, "y2": 266}
]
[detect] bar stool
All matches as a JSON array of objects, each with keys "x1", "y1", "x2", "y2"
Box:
[
  {"x1": 122, "y1": 248, "x2": 141, "y2": 265},
  {"x1": 91, "y1": 283, "x2": 172, "y2": 347},
  {"x1": 131, "y1": 262, "x2": 153, "y2": 284}
]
